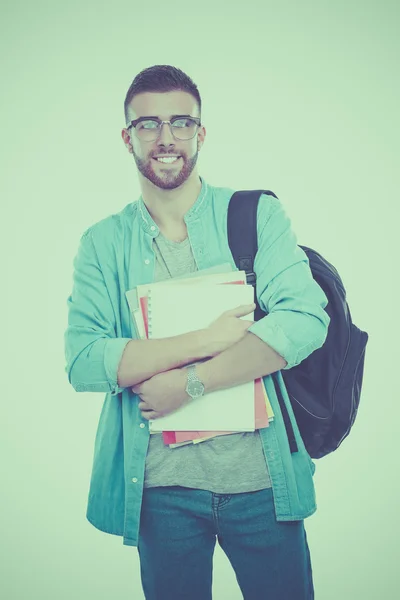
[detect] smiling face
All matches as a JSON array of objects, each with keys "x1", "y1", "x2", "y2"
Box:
[{"x1": 122, "y1": 91, "x2": 206, "y2": 190}]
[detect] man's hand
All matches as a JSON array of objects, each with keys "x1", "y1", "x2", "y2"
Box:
[
  {"x1": 132, "y1": 367, "x2": 190, "y2": 420},
  {"x1": 205, "y1": 303, "x2": 255, "y2": 357}
]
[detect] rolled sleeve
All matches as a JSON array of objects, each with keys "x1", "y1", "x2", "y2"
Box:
[
  {"x1": 247, "y1": 194, "x2": 330, "y2": 370},
  {"x1": 104, "y1": 337, "x2": 132, "y2": 395},
  {"x1": 64, "y1": 228, "x2": 132, "y2": 395}
]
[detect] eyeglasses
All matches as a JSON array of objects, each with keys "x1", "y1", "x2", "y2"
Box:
[{"x1": 126, "y1": 115, "x2": 201, "y2": 142}]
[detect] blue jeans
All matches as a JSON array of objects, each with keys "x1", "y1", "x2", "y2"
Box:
[{"x1": 137, "y1": 486, "x2": 314, "y2": 599}]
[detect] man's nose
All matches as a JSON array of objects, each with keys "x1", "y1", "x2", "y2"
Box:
[{"x1": 157, "y1": 122, "x2": 175, "y2": 146}]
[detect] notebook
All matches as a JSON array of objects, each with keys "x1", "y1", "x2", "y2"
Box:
[
  {"x1": 162, "y1": 377, "x2": 274, "y2": 446},
  {"x1": 125, "y1": 263, "x2": 236, "y2": 339},
  {"x1": 147, "y1": 282, "x2": 256, "y2": 432},
  {"x1": 136, "y1": 270, "x2": 247, "y2": 339}
]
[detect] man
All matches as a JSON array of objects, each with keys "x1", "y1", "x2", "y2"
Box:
[{"x1": 64, "y1": 64, "x2": 330, "y2": 600}]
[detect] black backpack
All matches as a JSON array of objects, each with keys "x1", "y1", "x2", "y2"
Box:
[{"x1": 227, "y1": 190, "x2": 369, "y2": 459}]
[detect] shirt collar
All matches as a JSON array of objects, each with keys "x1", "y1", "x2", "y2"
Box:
[{"x1": 136, "y1": 176, "x2": 210, "y2": 237}]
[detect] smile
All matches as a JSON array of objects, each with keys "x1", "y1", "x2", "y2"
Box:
[{"x1": 153, "y1": 156, "x2": 181, "y2": 164}]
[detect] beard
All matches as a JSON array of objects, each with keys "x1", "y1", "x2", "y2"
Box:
[{"x1": 132, "y1": 148, "x2": 199, "y2": 190}]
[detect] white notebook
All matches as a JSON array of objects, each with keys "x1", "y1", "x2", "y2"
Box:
[
  {"x1": 147, "y1": 283, "x2": 256, "y2": 432},
  {"x1": 125, "y1": 266, "x2": 244, "y2": 340}
]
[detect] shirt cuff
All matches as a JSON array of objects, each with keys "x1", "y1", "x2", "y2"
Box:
[
  {"x1": 248, "y1": 318, "x2": 298, "y2": 370},
  {"x1": 104, "y1": 338, "x2": 133, "y2": 395}
]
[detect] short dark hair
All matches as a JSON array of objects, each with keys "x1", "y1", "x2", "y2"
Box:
[{"x1": 124, "y1": 65, "x2": 202, "y2": 125}]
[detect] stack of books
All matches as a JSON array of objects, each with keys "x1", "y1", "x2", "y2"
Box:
[{"x1": 125, "y1": 265, "x2": 274, "y2": 448}]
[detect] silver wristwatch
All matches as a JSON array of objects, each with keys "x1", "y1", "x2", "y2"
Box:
[{"x1": 185, "y1": 364, "x2": 205, "y2": 400}]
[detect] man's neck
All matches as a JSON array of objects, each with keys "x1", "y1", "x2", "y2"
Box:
[{"x1": 140, "y1": 174, "x2": 202, "y2": 229}]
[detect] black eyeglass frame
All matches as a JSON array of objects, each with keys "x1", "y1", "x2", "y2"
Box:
[{"x1": 126, "y1": 115, "x2": 202, "y2": 141}]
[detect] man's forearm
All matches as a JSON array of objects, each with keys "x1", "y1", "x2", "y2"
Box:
[
  {"x1": 117, "y1": 330, "x2": 210, "y2": 388},
  {"x1": 196, "y1": 331, "x2": 287, "y2": 393}
]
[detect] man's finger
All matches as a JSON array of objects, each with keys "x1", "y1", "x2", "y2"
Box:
[
  {"x1": 138, "y1": 401, "x2": 150, "y2": 410},
  {"x1": 141, "y1": 410, "x2": 157, "y2": 420},
  {"x1": 226, "y1": 303, "x2": 256, "y2": 317}
]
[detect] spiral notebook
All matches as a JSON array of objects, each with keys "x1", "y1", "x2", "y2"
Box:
[
  {"x1": 137, "y1": 270, "x2": 247, "y2": 339},
  {"x1": 125, "y1": 264, "x2": 239, "y2": 340},
  {"x1": 147, "y1": 282, "x2": 256, "y2": 432}
]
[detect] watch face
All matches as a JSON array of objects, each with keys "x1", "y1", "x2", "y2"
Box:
[{"x1": 188, "y1": 381, "x2": 204, "y2": 397}]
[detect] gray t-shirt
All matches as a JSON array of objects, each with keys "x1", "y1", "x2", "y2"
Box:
[{"x1": 143, "y1": 232, "x2": 272, "y2": 493}]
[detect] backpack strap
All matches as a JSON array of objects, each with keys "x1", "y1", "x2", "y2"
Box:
[
  {"x1": 227, "y1": 190, "x2": 277, "y2": 320},
  {"x1": 227, "y1": 189, "x2": 298, "y2": 454}
]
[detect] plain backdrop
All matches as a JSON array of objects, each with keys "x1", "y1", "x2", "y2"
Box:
[{"x1": 1, "y1": 0, "x2": 399, "y2": 598}]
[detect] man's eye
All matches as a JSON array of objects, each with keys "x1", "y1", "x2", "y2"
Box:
[{"x1": 139, "y1": 120, "x2": 159, "y2": 130}]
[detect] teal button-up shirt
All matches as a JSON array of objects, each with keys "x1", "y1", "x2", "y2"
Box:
[{"x1": 64, "y1": 177, "x2": 330, "y2": 547}]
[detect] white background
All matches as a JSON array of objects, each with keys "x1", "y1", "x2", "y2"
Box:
[{"x1": 1, "y1": 0, "x2": 399, "y2": 598}]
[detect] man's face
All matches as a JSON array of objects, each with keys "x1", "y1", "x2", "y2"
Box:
[{"x1": 123, "y1": 91, "x2": 206, "y2": 190}]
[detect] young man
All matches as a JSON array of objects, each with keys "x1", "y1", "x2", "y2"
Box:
[{"x1": 64, "y1": 65, "x2": 330, "y2": 600}]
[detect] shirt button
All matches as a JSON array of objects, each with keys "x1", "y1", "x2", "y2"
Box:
[
  {"x1": 140, "y1": 423, "x2": 145, "y2": 428},
  {"x1": 150, "y1": 226, "x2": 156, "y2": 231},
  {"x1": 132, "y1": 477, "x2": 138, "y2": 483},
  {"x1": 144, "y1": 259, "x2": 150, "y2": 265}
]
